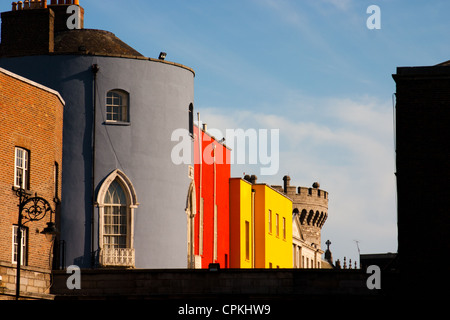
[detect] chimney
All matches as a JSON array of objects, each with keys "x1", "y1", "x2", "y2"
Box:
[
  {"x1": 1, "y1": 3, "x2": 55, "y2": 56},
  {"x1": 49, "y1": 0, "x2": 85, "y2": 32},
  {"x1": 1, "y1": 0, "x2": 85, "y2": 57},
  {"x1": 202, "y1": 123, "x2": 207, "y2": 132},
  {"x1": 283, "y1": 175, "x2": 290, "y2": 193}
]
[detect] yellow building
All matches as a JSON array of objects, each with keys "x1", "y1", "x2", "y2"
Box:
[{"x1": 229, "y1": 176, "x2": 293, "y2": 268}]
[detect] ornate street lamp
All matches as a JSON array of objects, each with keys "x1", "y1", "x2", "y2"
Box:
[{"x1": 14, "y1": 181, "x2": 58, "y2": 300}]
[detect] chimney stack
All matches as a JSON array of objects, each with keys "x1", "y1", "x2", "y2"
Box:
[
  {"x1": 1, "y1": 0, "x2": 84, "y2": 57},
  {"x1": 283, "y1": 175, "x2": 290, "y2": 193}
]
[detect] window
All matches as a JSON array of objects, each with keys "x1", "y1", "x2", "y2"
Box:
[
  {"x1": 268, "y1": 210, "x2": 272, "y2": 234},
  {"x1": 12, "y1": 226, "x2": 27, "y2": 265},
  {"x1": 14, "y1": 147, "x2": 29, "y2": 189},
  {"x1": 189, "y1": 103, "x2": 194, "y2": 137},
  {"x1": 106, "y1": 90, "x2": 129, "y2": 122},
  {"x1": 54, "y1": 162, "x2": 60, "y2": 202},
  {"x1": 276, "y1": 213, "x2": 279, "y2": 237},
  {"x1": 103, "y1": 180, "x2": 128, "y2": 249},
  {"x1": 282, "y1": 217, "x2": 286, "y2": 240},
  {"x1": 245, "y1": 221, "x2": 250, "y2": 260},
  {"x1": 97, "y1": 169, "x2": 138, "y2": 267}
]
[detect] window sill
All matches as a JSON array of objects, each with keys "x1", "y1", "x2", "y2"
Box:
[
  {"x1": 11, "y1": 186, "x2": 32, "y2": 196},
  {"x1": 104, "y1": 121, "x2": 131, "y2": 126}
]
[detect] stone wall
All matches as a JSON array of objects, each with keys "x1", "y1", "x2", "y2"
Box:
[
  {"x1": 50, "y1": 268, "x2": 393, "y2": 300},
  {"x1": 0, "y1": 261, "x2": 54, "y2": 300}
]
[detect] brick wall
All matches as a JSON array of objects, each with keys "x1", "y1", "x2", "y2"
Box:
[{"x1": 0, "y1": 68, "x2": 63, "y2": 299}]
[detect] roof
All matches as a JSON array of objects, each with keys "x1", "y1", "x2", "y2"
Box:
[
  {"x1": 436, "y1": 59, "x2": 450, "y2": 66},
  {"x1": 0, "y1": 66, "x2": 65, "y2": 105},
  {"x1": 52, "y1": 29, "x2": 195, "y2": 75},
  {"x1": 54, "y1": 29, "x2": 143, "y2": 57}
]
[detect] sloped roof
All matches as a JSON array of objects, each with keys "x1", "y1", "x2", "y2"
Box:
[{"x1": 54, "y1": 29, "x2": 143, "y2": 57}]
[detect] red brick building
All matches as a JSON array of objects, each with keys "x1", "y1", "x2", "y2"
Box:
[
  {"x1": 191, "y1": 124, "x2": 230, "y2": 269},
  {"x1": 0, "y1": 67, "x2": 64, "y2": 300}
]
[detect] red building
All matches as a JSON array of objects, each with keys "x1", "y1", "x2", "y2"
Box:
[{"x1": 192, "y1": 124, "x2": 230, "y2": 268}]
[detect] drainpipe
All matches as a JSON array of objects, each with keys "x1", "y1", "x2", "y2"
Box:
[
  {"x1": 91, "y1": 64, "x2": 99, "y2": 267},
  {"x1": 198, "y1": 113, "x2": 203, "y2": 256},
  {"x1": 251, "y1": 188, "x2": 255, "y2": 268},
  {"x1": 213, "y1": 143, "x2": 217, "y2": 263}
]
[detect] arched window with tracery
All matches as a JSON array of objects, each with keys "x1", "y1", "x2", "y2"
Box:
[
  {"x1": 103, "y1": 180, "x2": 127, "y2": 249},
  {"x1": 97, "y1": 170, "x2": 138, "y2": 267}
]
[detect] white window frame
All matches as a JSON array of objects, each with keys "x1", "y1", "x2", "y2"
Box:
[
  {"x1": 12, "y1": 226, "x2": 27, "y2": 266},
  {"x1": 96, "y1": 170, "x2": 138, "y2": 267},
  {"x1": 106, "y1": 90, "x2": 129, "y2": 123},
  {"x1": 103, "y1": 181, "x2": 129, "y2": 249},
  {"x1": 14, "y1": 147, "x2": 29, "y2": 189}
]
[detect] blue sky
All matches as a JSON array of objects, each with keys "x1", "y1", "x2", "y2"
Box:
[{"x1": 3, "y1": 0, "x2": 449, "y2": 265}]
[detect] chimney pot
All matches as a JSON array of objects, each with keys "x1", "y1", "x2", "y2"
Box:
[
  {"x1": 51, "y1": 0, "x2": 56, "y2": 4},
  {"x1": 58, "y1": 0, "x2": 64, "y2": 4},
  {"x1": 41, "y1": 0, "x2": 47, "y2": 8},
  {"x1": 283, "y1": 175, "x2": 290, "y2": 193},
  {"x1": 24, "y1": 0, "x2": 30, "y2": 9},
  {"x1": 202, "y1": 123, "x2": 207, "y2": 131},
  {"x1": 12, "y1": 2, "x2": 18, "y2": 11},
  {"x1": 18, "y1": 1, "x2": 23, "y2": 10},
  {"x1": 74, "y1": 0, "x2": 79, "y2": 4}
]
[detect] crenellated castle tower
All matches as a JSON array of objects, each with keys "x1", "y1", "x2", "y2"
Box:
[{"x1": 272, "y1": 176, "x2": 328, "y2": 250}]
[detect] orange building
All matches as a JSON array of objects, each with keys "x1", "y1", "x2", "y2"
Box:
[{"x1": 229, "y1": 176, "x2": 292, "y2": 269}]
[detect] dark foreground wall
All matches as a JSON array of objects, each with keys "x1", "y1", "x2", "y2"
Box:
[{"x1": 51, "y1": 268, "x2": 401, "y2": 301}]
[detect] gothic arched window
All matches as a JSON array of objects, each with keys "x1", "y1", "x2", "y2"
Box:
[
  {"x1": 97, "y1": 170, "x2": 138, "y2": 267},
  {"x1": 103, "y1": 180, "x2": 128, "y2": 249}
]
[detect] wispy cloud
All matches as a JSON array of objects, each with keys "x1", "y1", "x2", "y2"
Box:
[{"x1": 197, "y1": 93, "x2": 397, "y2": 262}]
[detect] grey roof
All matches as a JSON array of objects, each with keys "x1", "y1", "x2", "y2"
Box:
[{"x1": 54, "y1": 29, "x2": 143, "y2": 57}]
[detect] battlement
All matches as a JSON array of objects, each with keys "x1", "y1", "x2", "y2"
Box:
[
  {"x1": 272, "y1": 176, "x2": 328, "y2": 207},
  {"x1": 273, "y1": 176, "x2": 329, "y2": 249}
]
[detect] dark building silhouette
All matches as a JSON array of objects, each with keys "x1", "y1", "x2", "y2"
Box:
[{"x1": 393, "y1": 60, "x2": 450, "y2": 296}]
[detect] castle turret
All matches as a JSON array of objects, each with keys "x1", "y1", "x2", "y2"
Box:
[{"x1": 275, "y1": 176, "x2": 328, "y2": 250}]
